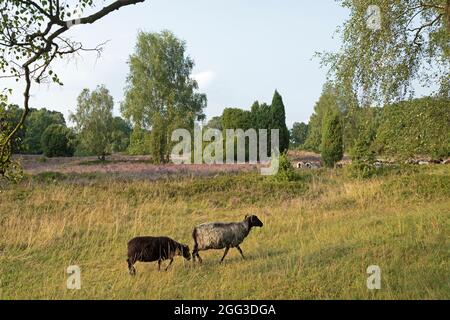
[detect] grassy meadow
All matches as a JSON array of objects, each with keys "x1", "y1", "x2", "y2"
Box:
[{"x1": 0, "y1": 163, "x2": 449, "y2": 299}]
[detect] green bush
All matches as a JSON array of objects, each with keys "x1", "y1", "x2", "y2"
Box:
[
  {"x1": 273, "y1": 153, "x2": 296, "y2": 182},
  {"x1": 41, "y1": 124, "x2": 75, "y2": 157},
  {"x1": 345, "y1": 162, "x2": 378, "y2": 179}
]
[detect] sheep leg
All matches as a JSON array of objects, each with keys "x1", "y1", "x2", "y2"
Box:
[
  {"x1": 236, "y1": 245, "x2": 246, "y2": 260},
  {"x1": 196, "y1": 252, "x2": 203, "y2": 264},
  {"x1": 192, "y1": 229, "x2": 201, "y2": 263},
  {"x1": 193, "y1": 250, "x2": 203, "y2": 264},
  {"x1": 165, "y1": 258, "x2": 174, "y2": 271},
  {"x1": 158, "y1": 259, "x2": 161, "y2": 271},
  {"x1": 192, "y1": 246, "x2": 197, "y2": 262},
  {"x1": 220, "y1": 247, "x2": 230, "y2": 263},
  {"x1": 127, "y1": 258, "x2": 136, "y2": 276},
  {"x1": 192, "y1": 245, "x2": 203, "y2": 264}
]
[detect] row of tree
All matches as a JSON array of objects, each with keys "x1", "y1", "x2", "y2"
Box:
[
  {"x1": 291, "y1": 82, "x2": 450, "y2": 167},
  {"x1": 3, "y1": 88, "x2": 292, "y2": 163},
  {"x1": 1, "y1": 1, "x2": 449, "y2": 178},
  {"x1": 295, "y1": 0, "x2": 450, "y2": 169},
  {"x1": 3, "y1": 86, "x2": 132, "y2": 159},
  {"x1": 119, "y1": 31, "x2": 291, "y2": 163},
  {"x1": 204, "y1": 90, "x2": 290, "y2": 157},
  {"x1": 3, "y1": 21, "x2": 448, "y2": 168},
  {"x1": 2, "y1": 104, "x2": 76, "y2": 157},
  {"x1": 1, "y1": 105, "x2": 65, "y2": 155},
  {"x1": 2, "y1": 30, "x2": 207, "y2": 162}
]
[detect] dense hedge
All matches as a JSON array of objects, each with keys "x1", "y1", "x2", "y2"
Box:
[{"x1": 375, "y1": 97, "x2": 450, "y2": 159}]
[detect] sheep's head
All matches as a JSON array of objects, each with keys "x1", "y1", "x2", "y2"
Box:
[
  {"x1": 179, "y1": 244, "x2": 191, "y2": 260},
  {"x1": 245, "y1": 215, "x2": 264, "y2": 228}
]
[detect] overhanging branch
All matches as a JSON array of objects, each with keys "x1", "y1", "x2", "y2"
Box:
[{"x1": 0, "y1": 0, "x2": 147, "y2": 177}]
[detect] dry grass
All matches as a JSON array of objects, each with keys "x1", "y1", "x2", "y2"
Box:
[{"x1": 0, "y1": 165, "x2": 449, "y2": 299}]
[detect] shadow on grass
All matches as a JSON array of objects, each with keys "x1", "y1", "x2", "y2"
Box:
[
  {"x1": 187, "y1": 248, "x2": 289, "y2": 268},
  {"x1": 302, "y1": 243, "x2": 357, "y2": 268}
]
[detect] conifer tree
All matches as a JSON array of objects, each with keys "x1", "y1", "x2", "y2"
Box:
[{"x1": 321, "y1": 110, "x2": 343, "y2": 168}]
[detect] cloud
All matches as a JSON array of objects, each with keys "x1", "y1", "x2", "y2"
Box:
[{"x1": 192, "y1": 70, "x2": 215, "y2": 89}]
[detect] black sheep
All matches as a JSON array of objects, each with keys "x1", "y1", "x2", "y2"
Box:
[{"x1": 127, "y1": 236, "x2": 191, "y2": 275}]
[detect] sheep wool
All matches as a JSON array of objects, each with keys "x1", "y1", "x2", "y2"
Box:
[{"x1": 192, "y1": 215, "x2": 263, "y2": 263}]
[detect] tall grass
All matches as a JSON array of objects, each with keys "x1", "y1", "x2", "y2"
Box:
[{"x1": 0, "y1": 166, "x2": 449, "y2": 299}]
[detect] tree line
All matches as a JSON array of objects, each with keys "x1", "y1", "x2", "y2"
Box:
[
  {"x1": 290, "y1": 82, "x2": 449, "y2": 168},
  {"x1": 3, "y1": 27, "x2": 448, "y2": 169},
  {"x1": 1, "y1": 0, "x2": 449, "y2": 177},
  {"x1": 204, "y1": 90, "x2": 290, "y2": 158},
  {"x1": 2, "y1": 93, "x2": 132, "y2": 159}
]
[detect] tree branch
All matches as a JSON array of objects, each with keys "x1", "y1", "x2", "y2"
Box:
[
  {"x1": 409, "y1": 14, "x2": 443, "y2": 46},
  {"x1": 0, "y1": 0, "x2": 147, "y2": 177},
  {"x1": 64, "y1": 0, "x2": 146, "y2": 28}
]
